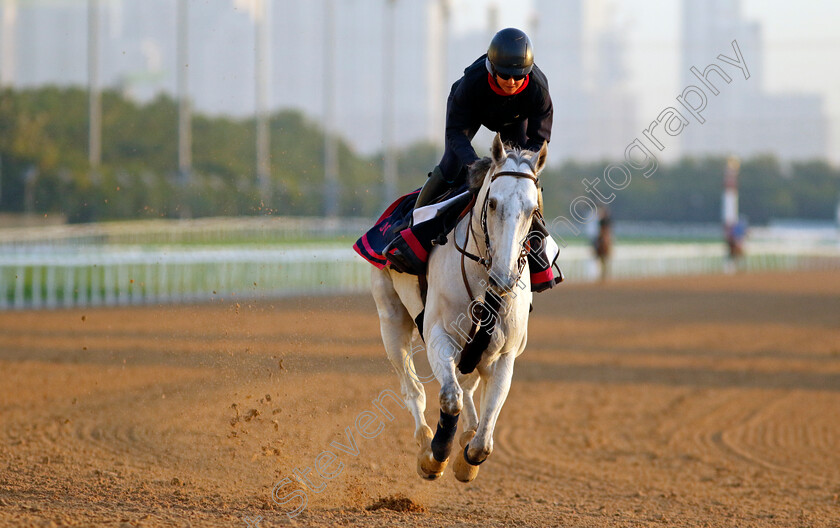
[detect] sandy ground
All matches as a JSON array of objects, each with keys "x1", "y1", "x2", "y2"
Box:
[{"x1": 0, "y1": 270, "x2": 839, "y2": 527}]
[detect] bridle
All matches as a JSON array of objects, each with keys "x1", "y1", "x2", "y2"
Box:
[{"x1": 454, "y1": 168, "x2": 542, "y2": 300}]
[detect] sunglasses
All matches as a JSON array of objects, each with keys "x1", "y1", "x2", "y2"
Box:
[{"x1": 496, "y1": 72, "x2": 526, "y2": 81}]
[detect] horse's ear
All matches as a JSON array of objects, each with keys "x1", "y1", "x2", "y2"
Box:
[
  {"x1": 535, "y1": 140, "x2": 548, "y2": 174},
  {"x1": 491, "y1": 133, "x2": 505, "y2": 165}
]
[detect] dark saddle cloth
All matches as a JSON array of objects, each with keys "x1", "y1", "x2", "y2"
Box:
[
  {"x1": 353, "y1": 185, "x2": 472, "y2": 271},
  {"x1": 353, "y1": 188, "x2": 420, "y2": 270}
]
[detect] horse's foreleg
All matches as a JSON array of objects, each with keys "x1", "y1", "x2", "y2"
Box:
[
  {"x1": 453, "y1": 371, "x2": 481, "y2": 482},
  {"x1": 464, "y1": 352, "x2": 515, "y2": 467},
  {"x1": 455, "y1": 370, "x2": 481, "y2": 446},
  {"x1": 416, "y1": 324, "x2": 464, "y2": 479}
]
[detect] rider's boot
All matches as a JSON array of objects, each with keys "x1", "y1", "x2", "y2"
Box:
[
  {"x1": 384, "y1": 166, "x2": 450, "y2": 274},
  {"x1": 414, "y1": 165, "x2": 449, "y2": 210},
  {"x1": 526, "y1": 216, "x2": 563, "y2": 292}
]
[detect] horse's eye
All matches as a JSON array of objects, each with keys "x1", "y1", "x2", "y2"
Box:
[{"x1": 488, "y1": 198, "x2": 498, "y2": 211}]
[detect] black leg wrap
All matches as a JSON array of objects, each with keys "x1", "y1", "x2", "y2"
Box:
[
  {"x1": 430, "y1": 410, "x2": 459, "y2": 462},
  {"x1": 463, "y1": 444, "x2": 487, "y2": 466},
  {"x1": 457, "y1": 293, "x2": 502, "y2": 375}
]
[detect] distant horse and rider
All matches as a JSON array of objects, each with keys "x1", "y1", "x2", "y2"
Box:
[{"x1": 593, "y1": 208, "x2": 612, "y2": 282}]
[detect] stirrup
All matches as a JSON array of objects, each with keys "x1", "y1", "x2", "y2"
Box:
[{"x1": 384, "y1": 237, "x2": 426, "y2": 275}]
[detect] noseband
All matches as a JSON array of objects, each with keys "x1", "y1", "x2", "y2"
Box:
[{"x1": 454, "y1": 168, "x2": 541, "y2": 300}]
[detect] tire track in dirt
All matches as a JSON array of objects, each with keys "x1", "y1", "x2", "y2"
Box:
[
  {"x1": 714, "y1": 392, "x2": 840, "y2": 482},
  {"x1": 665, "y1": 388, "x2": 840, "y2": 484},
  {"x1": 489, "y1": 383, "x2": 640, "y2": 490}
]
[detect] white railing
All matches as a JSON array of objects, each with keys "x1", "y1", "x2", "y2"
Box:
[
  {"x1": 0, "y1": 246, "x2": 370, "y2": 310},
  {"x1": 0, "y1": 216, "x2": 371, "y2": 248},
  {"x1": 560, "y1": 243, "x2": 840, "y2": 282},
  {"x1": 1, "y1": 242, "x2": 838, "y2": 310}
]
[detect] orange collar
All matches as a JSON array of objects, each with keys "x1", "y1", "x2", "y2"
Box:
[{"x1": 487, "y1": 73, "x2": 530, "y2": 96}]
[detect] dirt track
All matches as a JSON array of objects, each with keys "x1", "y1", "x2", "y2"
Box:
[{"x1": 1, "y1": 271, "x2": 839, "y2": 527}]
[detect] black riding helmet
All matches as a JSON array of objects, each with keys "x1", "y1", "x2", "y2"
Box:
[{"x1": 485, "y1": 28, "x2": 534, "y2": 77}]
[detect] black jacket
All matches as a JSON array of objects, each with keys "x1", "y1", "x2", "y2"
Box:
[{"x1": 446, "y1": 55, "x2": 553, "y2": 167}]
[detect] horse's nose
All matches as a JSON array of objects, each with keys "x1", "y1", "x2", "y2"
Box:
[{"x1": 489, "y1": 273, "x2": 516, "y2": 293}]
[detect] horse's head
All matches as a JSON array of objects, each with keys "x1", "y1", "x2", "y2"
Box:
[{"x1": 468, "y1": 133, "x2": 548, "y2": 293}]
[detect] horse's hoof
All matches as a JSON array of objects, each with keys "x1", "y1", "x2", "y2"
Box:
[
  {"x1": 453, "y1": 450, "x2": 480, "y2": 482},
  {"x1": 417, "y1": 449, "x2": 447, "y2": 480},
  {"x1": 417, "y1": 460, "x2": 444, "y2": 480},
  {"x1": 415, "y1": 425, "x2": 446, "y2": 479},
  {"x1": 453, "y1": 430, "x2": 480, "y2": 482}
]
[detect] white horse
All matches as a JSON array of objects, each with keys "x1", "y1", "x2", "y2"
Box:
[{"x1": 370, "y1": 133, "x2": 547, "y2": 482}]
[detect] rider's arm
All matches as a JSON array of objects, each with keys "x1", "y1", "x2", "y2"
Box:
[
  {"x1": 445, "y1": 81, "x2": 481, "y2": 169},
  {"x1": 525, "y1": 87, "x2": 553, "y2": 152}
]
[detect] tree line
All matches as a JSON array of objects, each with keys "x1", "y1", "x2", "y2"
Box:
[{"x1": 1, "y1": 87, "x2": 837, "y2": 225}]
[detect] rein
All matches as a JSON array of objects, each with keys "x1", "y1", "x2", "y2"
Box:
[
  {"x1": 454, "y1": 169, "x2": 540, "y2": 299},
  {"x1": 453, "y1": 167, "x2": 540, "y2": 374}
]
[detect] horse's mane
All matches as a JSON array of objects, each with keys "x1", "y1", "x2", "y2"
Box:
[
  {"x1": 466, "y1": 157, "x2": 493, "y2": 192},
  {"x1": 466, "y1": 146, "x2": 538, "y2": 193}
]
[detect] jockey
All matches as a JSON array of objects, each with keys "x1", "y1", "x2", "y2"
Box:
[
  {"x1": 384, "y1": 28, "x2": 560, "y2": 291},
  {"x1": 417, "y1": 27, "x2": 552, "y2": 208}
]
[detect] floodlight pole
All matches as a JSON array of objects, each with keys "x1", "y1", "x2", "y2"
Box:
[
  {"x1": 88, "y1": 0, "x2": 101, "y2": 168},
  {"x1": 382, "y1": 0, "x2": 397, "y2": 210},
  {"x1": 255, "y1": 0, "x2": 271, "y2": 206},
  {"x1": 437, "y1": 0, "x2": 450, "y2": 156},
  {"x1": 1, "y1": 0, "x2": 18, "y2": 87},
  {"x1": 177, "y1": 0, "x2": 192, "y2": 182},
  {"x1": 323, "y1": 0, "x2": 339, "y2": 218}
]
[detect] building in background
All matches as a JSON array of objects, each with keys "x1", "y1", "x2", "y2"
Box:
[
  {"x1": 680, "y1": 0, "x2": 827, "y2": 161},
  {"x1": 11, "y1": 0, "x2": 87, "y2": 87},
  {"x1": 530, "y1": 0, "x2": 638, "y2": 163},
  {"x1": 103, "y1": 0, "x2": 176, "y2": 103},
  {"x1": 2, "y1": 0, "x2": 256, "y2": 115},
  {"x1": 0, "y1": 0, "x2": 830, "y2": 163},
  {"x1": 3, "y1": 0, "x2": 626, "y2": 162},
  {"x1": 273, "y1": 0, "x2": 450, "y2": 154}
]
